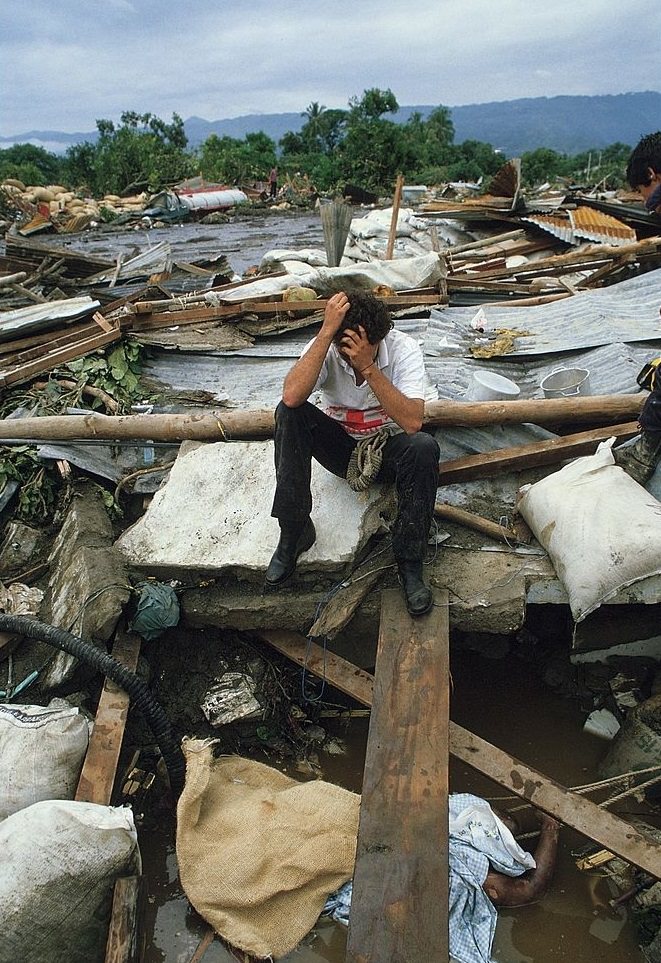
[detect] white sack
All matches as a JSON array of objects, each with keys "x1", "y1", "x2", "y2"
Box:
[
  {"x1": 0, "y1": 700, "x2": 89, "y2": 820},
  {"x1": 518, "y1": 441, "x2": 661, "y2": 622},
  {"x1": 0, "y1": 799, "x2": 140, "y2": 963}
]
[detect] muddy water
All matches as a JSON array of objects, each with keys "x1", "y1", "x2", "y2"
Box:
[{"x1": 139, "y1": 647, "x2": 645, "y2": 962}]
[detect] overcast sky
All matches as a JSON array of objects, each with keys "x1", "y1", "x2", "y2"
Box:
[{"x1": 1, "y1": 0, "x2": 659, "y2": 135}]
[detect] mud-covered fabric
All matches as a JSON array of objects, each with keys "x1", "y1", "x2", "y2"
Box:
[{"x1": 176, "y1": 742, "x2": 360, "y2": 960}]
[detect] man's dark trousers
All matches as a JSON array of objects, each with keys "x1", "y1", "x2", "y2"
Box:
[{"x1": 271, "y1": 401, "x2": 440, "y2": 561}]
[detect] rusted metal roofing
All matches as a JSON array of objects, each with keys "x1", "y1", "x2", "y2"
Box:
[
  {"x1": 522, "y1": 213, "x2": 574, "y2": 244},
  {"x1": 569, "y1": 207, "x2": 637, "y2": 246},
  {"x1": 523, "y1": 207, "x2": 636, "y2": 246}
]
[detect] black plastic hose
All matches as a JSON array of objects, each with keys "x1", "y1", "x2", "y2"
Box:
[{"x1": 0, "y1": 614, "x2": 185, "y2": 796}]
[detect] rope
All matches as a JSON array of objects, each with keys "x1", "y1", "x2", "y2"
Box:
[{"x1": 345, "y1": 427, "x2": 391, "y2": 492}]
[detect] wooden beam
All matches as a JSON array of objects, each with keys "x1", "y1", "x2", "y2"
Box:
[
  {"x1": 75, "y1": 628, "x2": 141, "y2": 806},
  {"x1": 256, "y1": 630, "x2": 661, "y2": 880},
  {"x1": 346, "y1": 589, "x2": 450, "y2": 963},
  {"x1": 129, "y1": 294, "x2": 441, "y2": 329},
  {"x1": 104, "y1": 875, "x2": 146, "y2": 963},
  {"x1": 437, "y1": 422, "x2": 639, "y2": 485}
]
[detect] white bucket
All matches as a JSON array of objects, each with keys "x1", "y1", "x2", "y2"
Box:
[
  {"x1": 541, "y1": 367, "x2": 591, "y2": 398},
  {"x1": 465, "y1": 369, "x2": 521, "y2": 402}
]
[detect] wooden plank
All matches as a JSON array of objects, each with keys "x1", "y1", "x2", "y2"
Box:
[
  {"x1": 257, "y1": 630, "x2": 661, "y2": 880},
  {"x1": 75, "y1": 629, "x2": 141, "y2": 806},
  {"x1": 255, "y1": 629, "x2": 375, "y2": 705},
  {"x1": 346, "y1": 589, "x2": 450, "y2": 963},
  {"x1": 437, "y1": 422, "x2": 639, "y2": 484},
  {"x1": 104, "y1": 875, "x2": 146, "y2": 963},
  {"x1": 130, "y1": 294, "x2": 442, "y2": 329},
  {"x1": 0, "y1": 327, "x2": 120, "y2": 387},
  {"x1": 0, "y1": 320, "x2": 100, "y2": 357}
]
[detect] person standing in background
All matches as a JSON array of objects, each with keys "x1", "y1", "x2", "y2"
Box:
[{"x1": 268, "y1": 166, "x2": 278, "y2": 198}]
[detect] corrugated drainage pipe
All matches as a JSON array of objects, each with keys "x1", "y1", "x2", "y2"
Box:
[{"x1": 0, "y1": 614, "x2": 185, "y2": 797}]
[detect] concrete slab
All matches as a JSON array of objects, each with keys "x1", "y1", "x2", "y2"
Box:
[{"x1": 116, "y1": 440, "x2": 394, "y2": 576}]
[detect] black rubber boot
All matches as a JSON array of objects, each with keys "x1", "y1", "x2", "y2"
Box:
[
  {"x1": 613, "y1": 432, "x2": 661, "y2": 486},
  {"x1": 397, "y1": 560, "x2": 433, "y2": 617},
  {"x1": 265, "y1": 518, "x2": 316, "y2": 587}
]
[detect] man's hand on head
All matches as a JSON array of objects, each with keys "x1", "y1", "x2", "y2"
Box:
[
  {"x1": 320, "y1": 291, "x2": 350, "y2": 340},
  {"x1": 338, "y1": 325, "x2": 376, "y2": 373}
]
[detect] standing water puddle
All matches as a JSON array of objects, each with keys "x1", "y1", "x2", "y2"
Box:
[{"x1": 139, "y1": 648, "x2": 646, "y2": 962}]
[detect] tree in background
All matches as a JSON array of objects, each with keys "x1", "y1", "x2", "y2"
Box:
[
  {"x1": 337, "y1": 88, "x2": 416, "y2": 192},
  {"x1": 63, "y1": 111, "x2": 193, "y2": 196},
  {"x1": 198, "y1": 131, "x2": 276, "y2": 184},
  {"x1": 520, "y1": 147, "x2": 567, "y2": 188},
  {"x1": 0, "y1": 144, "x2": 63, "y2": 187}
]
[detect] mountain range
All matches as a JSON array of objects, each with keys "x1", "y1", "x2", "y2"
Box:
[{"x1": 2, "y1": 91, "x2": 659, "y2": 157}]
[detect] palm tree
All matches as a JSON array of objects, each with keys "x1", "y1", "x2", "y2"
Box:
[{"x1": 302, "y1": 102, "x2": 326, "y2": 148}]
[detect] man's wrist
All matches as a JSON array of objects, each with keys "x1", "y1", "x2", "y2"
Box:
[{"x1": 360, "y1": 362, "x2": 376, "y2": 375}]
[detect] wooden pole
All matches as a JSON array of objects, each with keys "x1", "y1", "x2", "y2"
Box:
[
  {"x1": 0, "y1": 396, "x2": 644, "y2": 444},
  {"x1": 385, "y1": 174, "x2": 405, "y2": 260}
]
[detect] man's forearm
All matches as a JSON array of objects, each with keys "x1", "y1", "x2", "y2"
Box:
[
  {"x1": 362, "y1": 364, "x2": 424, "y2": 434},
  {"x1": 282, "y1": 331, "x2": 334, "y2": 407}
]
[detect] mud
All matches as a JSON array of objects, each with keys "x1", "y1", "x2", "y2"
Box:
[{"x1": 43, "y1": 210, "x2": 325, "y2": 277}]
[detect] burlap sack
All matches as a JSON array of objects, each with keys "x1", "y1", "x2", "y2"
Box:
[{"x1": 176, "y1": 740, "x2": 360, "y2": 959}]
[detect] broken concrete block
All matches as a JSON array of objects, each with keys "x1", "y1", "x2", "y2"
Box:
[
  {"x1": 41, "y1": 482, "x2": 131, "y2": 691},
  {"x1": 115, "y1": 440, "x2": 393, "y2": 576}
]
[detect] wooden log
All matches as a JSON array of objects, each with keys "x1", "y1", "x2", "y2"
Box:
[
  {"x1": 104, "y1": 875, "x2": 146, "y2": 963},
  {"x1": 256, "y1": 630, "x2": 661, "y2": 880},
  {"x1": 437, "y1": 422, "x2": 639, "y2": 485},
  {"x1": 425, "y1": 395, "x2": 644, "y2": 427},
  {"x1": 0, "y1": 271, "x2": 28, "y2": 287},
  {"x1": 0, "y1": 398, "x2": 644, "y2": 444},
  {"x1": 346, "y1": 589, "x2": 450, "y2": 963}
]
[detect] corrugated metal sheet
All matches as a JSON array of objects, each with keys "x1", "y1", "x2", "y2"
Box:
[
  {"x1": 523, "y1": 207, "x2": 637, "y2": 246},
  {"x1": 522, "y1": 213, "x2": 574, "y2": 244},
  {"x1": 569, "y1": 207, "x2": 637, "y2": 246},
  {"x1": 429, "y1": 268, "x2": 661, "y2": 356}
]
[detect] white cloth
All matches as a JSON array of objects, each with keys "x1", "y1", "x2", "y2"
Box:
[{"x1": 303, "y1": 328, "x2": 425, "y2": 438}]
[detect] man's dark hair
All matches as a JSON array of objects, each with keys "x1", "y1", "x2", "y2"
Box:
[
  {"x1": 626, "y1": 132, "x2": 661, "y2": 189},
  {"x1": 340, "y1": 292, "x2": 393, "y2": 344}
]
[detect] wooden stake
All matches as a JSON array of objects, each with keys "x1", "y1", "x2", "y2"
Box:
[{"x1": 385, "y1": 174, "x2": 405, "y2": 260}]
